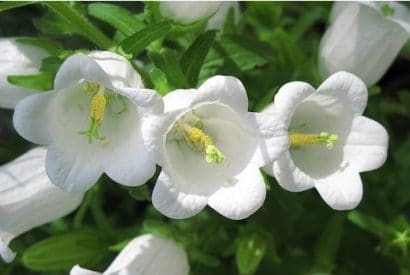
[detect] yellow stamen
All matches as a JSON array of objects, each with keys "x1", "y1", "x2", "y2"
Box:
[{"x1": 290, "y1": 132, "x2": 339, "y2": 149}]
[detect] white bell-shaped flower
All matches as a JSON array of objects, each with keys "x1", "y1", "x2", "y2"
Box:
[
  {"x1": 144, "y1": 76, "x2": 288, "y2": 220},
  {"x1": 263, "y1": 71, "x2": 388, "y2": 210},
  {"x1": 0, "y1": 38, "x2": 49, "y2": 109},
  {"x1": 0, "y1": 147, "x2": 83, "y2": 263},
  {"x1": 70, "y1": 234, "x2": 189, "y2": 275},
  {"x1": 159, "y1": 1, "x2": 239, "y2": 29},
  {"x1": 13, "y1": 51, "x2": 163, "y2": 192},
  {"x1": 318, "y1": 2, "x2": 410, "y2": 87}
]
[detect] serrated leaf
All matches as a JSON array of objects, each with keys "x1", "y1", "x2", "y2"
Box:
[
  {"x1": 236, "y1": 232, "x2": 267, "y2": 275},
  {"x1": 7, "y1": 72, "x2": 54, "y2": 91},
  {"x1": 180, "y1": 31, "x2": 216, "y2": 87},
  {"x1": 15, "y1": 37, "x2": 62, "y2": 56},
  {"x1": 22, "y1": 229, "x2": 109, "y2": 271},
  {"x1": 0, "y1": 1, "x2": 32, "y2": 12},
  {"x1": 88, "y1": 3, "x2": 144, "y2": 37},
  {"x1": 149, "y1": 49, "x2": 187, "y2": 89},
  {"x1": 119, "y1": 21, "x2": 174, "y2": 57}
]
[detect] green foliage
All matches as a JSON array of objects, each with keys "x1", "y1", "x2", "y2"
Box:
[{"x1": 0, "y1": 2, "x2": 409, "y2": 275}]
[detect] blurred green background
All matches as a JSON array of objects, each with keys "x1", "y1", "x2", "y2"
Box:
[{"x1": 0, "y1": 2, "x2": 409, "y2": 275}]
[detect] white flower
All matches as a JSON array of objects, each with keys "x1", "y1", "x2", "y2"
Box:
[
  {"x1": 144, "y1": 76, "x2": 288, "y2": 220},
  {"x1": 263, "y1": 71, "x2": 388, "y2": 210},
  {"x1": 0, "y1": 38, "x2": 49, "y2": 109},
  {"x1": 13, "y1": 51, "x2": 163, "y2": 192},
  {"x1": 318, "y1": 2, "x2": 410, "y2": 87},
  {"x1": 0, "y1": 147, "x2": 83, "y2": 263},
  {"x1": 70, "y1": 234, "x2": 189, "y2": 275},
  {"x1": 158, "y1": 1, "x2": 239, "y2": 29}
]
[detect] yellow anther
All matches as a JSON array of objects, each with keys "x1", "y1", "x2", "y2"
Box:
[
  {"x1": 89, "y1": 93, "x2": 106, "y2": 123},
  {"x1": 290, "y1": 132, "x2": 339, "y2": 149},
  {"x1": 188, "y1": 127, "x2": 213, "y2": 150}
]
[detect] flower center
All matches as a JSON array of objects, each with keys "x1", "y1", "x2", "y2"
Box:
[
  {"x1": 289, "y1": 132, "x2": 339, "y2": 149},
  {"x1": 174, "y1": 112, "x2": 225, "y2": 164}
]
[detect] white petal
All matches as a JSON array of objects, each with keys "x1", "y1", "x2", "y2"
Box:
[
  {"x1": 114, "y1": 87, "x2": 164, "y2": 114},
  {"x1": 152, "y1": 171, "x2": 208, "y2": 219},
  {"x1": 319, "y1": 2, "x2": 410, "y2": 86},
  {"x1": 0, "y1": 38, "x2": 50, "y2": 109},
  {"x1": 104, "y1": 234, "x2": 189, "y2": 275},
  {"x1": 88, "y1": 51, "x2": 144, "y2": 88},
  {"x1": 315, "y1": 71, "x2": 368, "y2": 115},
  {"x1": 45, "y1": 145, "x2": 103, "y2": 192},
  {"x1": 271, "y1": 81, "x2": 316, "y2": 126},
  {"x1": 13, "y1": 92, "x2": 53, "y2": 145},
  {"x1": 70, "y1": 265, "x2": 101, "y2": 275},
  {"x1": 0, "y1": 148, "x2": 83, "y2": 262},
  {"x1": 315, "y1": 169, "x2": 363, "y2": 210},
  {"x1": 159, "y1": 1, "x2": 222, "y2": 24},
  {"x1": 208, "y1": 165, "x2": 266, "y2": 220},
  {"x1": 206, "y1": 2, "x2": 240, "y2": 30},
  {"x1": 344, "y1": 116, "x2": 388, "y2": 172},
  {"x1": 196, "y1": 75, "x2": 249, "y2": 113},
  {"x1": 246, "y1": 112, "x2": 289, "y2": 167},
  {"x1": 104, "y1": 126, "x2": 156, "y2": 187},
  {"x1": 0, "y1": 240, "x2": 16, "y2": 263},
  {"x1": 264, "y1": 152, "x2": 315, "y2": 192}
]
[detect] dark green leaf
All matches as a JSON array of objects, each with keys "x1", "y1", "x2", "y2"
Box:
[
  {"x1": 15, "y1": 37, "x2": 62, "y2": 56},
  {"x1": 236, "y1": 232, "x2": 267, "y2": 275},
  {"x1": 149, "y1": 49, "x2": 187, "y2": 89},
  {"x1": 44, "y1": 2, "x2": 112, "y2": 49},
  {"x1": 348, "y1": 210, "x2": 393, "y2": 239},
  {"x1": 0, "y1": 1, "x2": 32, "y2": 12},
  {"x1": 128, "y1": 185, "x2": 151, "y2": 201},
  {"x1": 88, "y1": 3, "x2": 144, "y2": 37},
  {"x1": 22, "y1": 229, "x2": 109, "y2": 271},
  {"x1": 180, "y1": 31, "x2": 216, "y2": 87},
  {"x1": 7, "y1": 72, "x2": 54, "y2": 91},
  {"x1": 119, "y1": 21, "x2": 174, "y2": 57},
  {"x1": 39, "y1": 57, "x2": 63, "y2": 73}
]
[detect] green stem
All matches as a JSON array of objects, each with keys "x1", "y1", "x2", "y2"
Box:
[
  {"x1": 45, "y1": 2, "x2": 112, "y2": 49},
  {"x1": 72, "y1": 188, "x2": 95, "y2": 229}
]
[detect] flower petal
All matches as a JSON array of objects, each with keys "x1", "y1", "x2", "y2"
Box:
[
  {"x1": 45, "y1": 145, "x2": 103, "y2": 192},
  {"x1": 264, "y1": 152, "x2": 315, "y2": 192},
  {"x1": 315, "y1": 71, "x2": 368, "y2": 115},
  {"x1": 152, "y1": 171, "x2": 208, "y2": 219},
  {"x1": 104, "y1": 127, "x2": 156, "y2": 187},
  {"x1": 270, "y1": 81, "x2": 316, "y2": 126},
  {"x1": 208, "y1": 165, "x2": 266, "y2": 220},
  {"x1": 0, "y1": 240, "x2": 16, "y2": 263},
  {"x1": 196, "y1": 75, "x2": 249, "y2": 113},
  {"x1": 70, "y1": 265, "x2": 100, "y2": 275},
  {"x1": 159, "y1": 1, "x2": 221, "y2": 24},
  {"x1": 104, "y1": 234, "x2": 189, "y2": 275},
  {"x1": 344, "y1": 116, "x2": 388, "y2": 172},
  {"x1": 315, "y1": 169, "x2": 363, "y2": 210},
  {"x1": 246, "y1": 112, "x2": 289, "y2": 166},
  {"x1": 13, "y1": 92, "x2": 53, "y2": 145}
]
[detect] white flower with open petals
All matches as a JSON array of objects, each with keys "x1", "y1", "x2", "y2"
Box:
[
  {"x1": 0, "y1": 147, "x2": 83, "y2": 263},
  {"x1": 144, "y1": 76, "x2": 288, "y2": 220},
  {"x1": 263, "y1": 71, "x2": 388, "y2": 210},
  {"x1": 0, "y1": 38, "x2": 50, "y2": 109},
  {"x1": 319, "y1": 2, "x2": 410, "y2": 87},
  {"x1": 13, "y1": 51, "x2": 163, "y2": 192},
  {"x1": 70, "y1": 234, "x2": 189, "y2": 275}
]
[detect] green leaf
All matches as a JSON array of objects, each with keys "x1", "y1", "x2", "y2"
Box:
[
  {"x1": 348, "y1": 210, "x2": 393, "y2": 239},
  {"x1": 88, "y1": 3, "x2": 144, "y2": 37},
  {"x1": 119, "y1": 21, "x2": 174, "y2": 57},
  {"x1": 149, "y1": 68, "x2": 169, "y2": 95},
  {"x1": 7, "y1": 72, "x2": 54, "y2": 91},
  {"x1": 312, "y1": 213, "x2": 346, "y2": 273},
  {"x1": 216, "y1": 35, "x2": 274, "y2": 71},
  {"x1": 22, "y1": 229, "x2": 109, "y2": 271},
  {"x1": 180, "y1": 31, "x2": 216, "y2": 87},
  {"x1": 39, "y1": 57, "x2": 63, "y2": 73},
  {"x1": 149, "y1": 49, "x2": 187, "y2": 89},
  {"x1": 128, "y1": 185, "x2": 151, "y2": 201},
  {"x1": 44, "y1": 2, "x2": 112, "y2": 49},
  {"x1": 236, "y1": 232, "x2": 267, "y2": 275},
  {"x1": 0, "y1": 1, "x2": 32, "y2": 12},
  {"x1": 15, "y1": 37, "x2": 62, "y2": 56}
]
